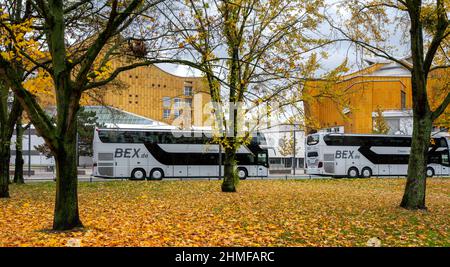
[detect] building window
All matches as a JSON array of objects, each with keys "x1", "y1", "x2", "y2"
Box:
[
  {"x1": 163, "y1": 109, "x2": 170, "y2": 119},
  {"x1": 386, "y1": 118, "x2": 400, "y2": 134},
  {"x1": 185, "y1": 98, "x2": 192, "y2": 107},
  {"x1": 184, "y1": 86, "x2": 193, "y2": 96},
  {"x1": 174, "y1": 109, "x2": 181, "y2": 118},
  {"x1": 401, "y1": 91, "x2": 406, "y2": 109},
  {"x1": 173, "y1": 98, "x2": 181, "y2": 108},
  {"x1": 162, "y1": 97, "x2": 171, "y2": 108}
]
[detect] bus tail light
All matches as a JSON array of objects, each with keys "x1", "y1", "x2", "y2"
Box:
[{"x1": 318, "y1": 162, "x2": 323, "y2": 168}]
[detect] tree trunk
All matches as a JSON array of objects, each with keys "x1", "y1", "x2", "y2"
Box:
[
  {"x1": 53, "y1": 129, "x2": 83, "y2": 230},
  {"x1": 401, "y1": 113, "x2": 432, "y2": 210},
  {"x1": 221, "y1": 147, "x2": 238, "y2": 192},
  {"x1": 400, "y1": 6, "x2": 432, "y2": 211},
  {"x1": 13, "y1": 118, "x2": 24, "y2": 184},
  {"x1": 0, "y1": 144, "x2": 11, "y2": 198}
]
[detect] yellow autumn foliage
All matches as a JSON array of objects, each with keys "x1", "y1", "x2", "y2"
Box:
[
  {"x1": 0, "y1": 11, "x2": 45, "y2": 69},
  {"x1": 0, "y1": 179, "x2": 448, "y2": 247},
  {"x1": 1, "y1": 7, "x2": 114, "y2": 108}
]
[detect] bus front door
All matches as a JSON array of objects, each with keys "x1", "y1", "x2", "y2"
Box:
[
  {"x1": 97, "y1": 152, "x2": 115, "y2": 177},
  {"x1": 257, "y1": 153, "x2": 268, "y2": 177}
]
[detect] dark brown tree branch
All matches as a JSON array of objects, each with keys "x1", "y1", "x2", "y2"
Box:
[
  {"x1": 423, "y1": 0, "x2": 449, "y2": 75},
  {"x1": 432, "y1": 92, "x2": 450, "y2": 120}
]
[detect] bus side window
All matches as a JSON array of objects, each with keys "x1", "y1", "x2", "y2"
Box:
[
  {"x1": 163, "y1": 132, "x2": 174, "y2": 144},
  {"x1": 237, "y1": 154, "x2": 254, "y2": 165},
  {"x1": 144, "y1": 132, "x2": 155, "y2": 143},
  {"x1": 98, "y1": 131, "x2": 109, "y2": 143},
  {"x1": 442, "y1": 152, "x2": 449, "y2": 165},
  {"x1": 428, "y1": 153, "x2": 440, "y2": 164},
  {"x1": 115, "y1": 131, "x2": 124, "y2": 143},
  {"x1": 175, "y1": 136, "x2": 187, "y2": 144},
  {"x1": 123, "y1": 131, "x2": 137, "y2": 143},
  {"x1": 152, "y1": 132, "x2": 161, "y2": 143},
  {"x1": 137, "y1": 132, "x2": 146, "y2": 143}
]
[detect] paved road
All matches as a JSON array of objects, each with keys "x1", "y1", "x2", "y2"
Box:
[
  {"x1": 19, "y1": 172, "x2": 329, "y2": 183},
  {"x1": 19, "y1": 167, "x2": 440, "y2": 183},
  {"x1": 20, "y1": 174, "x2": 421, "y2": 183}
]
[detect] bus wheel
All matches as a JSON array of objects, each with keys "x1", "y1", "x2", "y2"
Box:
[
  {"x1": 426, "y1": 167, "x2": 434, "y2": 178},
  {"x1": 149, "y1": 168, "x2": 164, "y2": 180},
  {"x1": 361, "y1": 167, "x2": 372, "y2": 178},
  {"x1": 347, "y1": 167, "x2": 359, "y2": 178},
  {"x1": 131, "y1": 168, "x2": 146, "y2": 180},
  {"x1": 237, "y1": 168, "x2": 248, "y2": 180}
]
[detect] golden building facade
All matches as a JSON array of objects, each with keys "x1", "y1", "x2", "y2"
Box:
[
  {"x1": 91, "y1": 64, "x2": 211, "y2": 126},
  {"x1": 304, "y1": 61, "x2": 449, "y2": 134}
]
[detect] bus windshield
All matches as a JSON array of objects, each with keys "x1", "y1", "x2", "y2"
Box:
[{"x1": 307, "y1": 134, "x2": 319, "y2": 145}]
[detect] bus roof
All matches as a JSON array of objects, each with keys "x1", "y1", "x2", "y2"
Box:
[
  {"x1": 96, "y1": 127, "x2": 211, "y2": 134},
  {"x1": 323, "y1": 133, "x2": 412, "y2": 138},
  {"x1": 310, "y1": 132, "x2": 449, "y2": 139},
  {"x1": 95, "y1": 127, "x2": 265, "y2": 135}
]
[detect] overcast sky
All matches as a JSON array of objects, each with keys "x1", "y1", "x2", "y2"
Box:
[{"x1": 158, "y1": 1, "x2": 412, "y2": 78}]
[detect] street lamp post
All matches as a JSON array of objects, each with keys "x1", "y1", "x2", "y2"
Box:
[
  {"x1": 292, "y1": 130, "x2": 296, "y2": 176},
  {"x1": 218, "y1": 144, "x2": 222, "y2": 180},
  {"x1": 76, "y1": 131, "x2": 79, "y2": 167},
  {"x1": 28, "y1": 127, "x2": 31, "y2": 177},
  {"x1": 6, "y1": 92, "x2": 13, "y2": 181}
]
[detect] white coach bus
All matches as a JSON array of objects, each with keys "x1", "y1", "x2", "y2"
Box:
[
  {"x1": 92, "y1": 128, "x2": 269, "y2": 180},
  {"x1": 305, "y1": 132, "x2": 450, "y2": 178}
]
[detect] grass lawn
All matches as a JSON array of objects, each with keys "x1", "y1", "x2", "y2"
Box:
[{"x1": 0, "y1": 178, "x2": 449, "y2": 247}]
